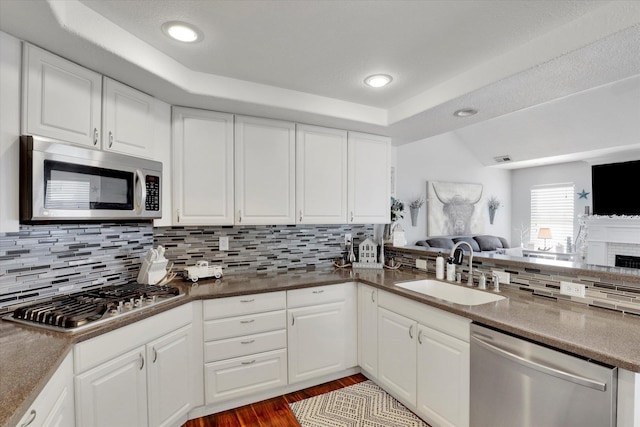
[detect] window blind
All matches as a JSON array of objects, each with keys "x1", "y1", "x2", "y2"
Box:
[{"x1": 530, "y1": 183, "x2": 575, "y2": 249}]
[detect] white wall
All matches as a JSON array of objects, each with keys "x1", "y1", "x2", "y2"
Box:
[
  {"x1": 0, "y1": 31, "x2": 21, "y2": 232},
  {"x1": 395, "y1": 131, "x2": 511, "y2": 245},
  {"x1": 511, "y1": 161, "x2": 591, "y2": 247}
]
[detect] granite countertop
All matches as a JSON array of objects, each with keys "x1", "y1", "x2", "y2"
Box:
[{"x1": 2, "y1": 266, "x2": 640, "y2": 427}]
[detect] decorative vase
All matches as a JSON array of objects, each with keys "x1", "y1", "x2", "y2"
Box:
[
  {"x1": 410, "y1": 207, "x2": 419, "y2": 227},
  {"x1": 489, "y1": 207, "x2": 496, "y2": 224}
]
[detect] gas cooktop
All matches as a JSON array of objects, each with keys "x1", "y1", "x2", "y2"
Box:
[{"x1": 3, "y1": 282, "x2": 184, "y2": 333}]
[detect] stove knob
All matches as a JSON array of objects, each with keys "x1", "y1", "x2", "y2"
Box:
[
  {"x1": 152, "y1": 295, "x2": 158, "y2": 304},
  {"x1": 118, "y1": 301, "x2": 124, "y2": 313},
  {"x1": 129, "y1": 298, "x2": 135, "y2": 308},
  {"x1": 109, "y1": 308, "x2": 118, "y2": 316}
]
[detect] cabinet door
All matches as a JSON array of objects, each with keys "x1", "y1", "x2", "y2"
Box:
[
  {"x1": 417, "y1": 324, "x2": 470, "y2": 427},
  {"x1": 235, "y1": 116, "x2": 295, "y2": 224},
  {"x1": 172, "y1": 107, "x2": 235, "y2": 225},
  {"x1": 347, "y1": 132, "x2": 390, "y2": 224},
  {"x1": 75, "y1": 347, "x2": 148, "y2": 427},
  {"x1": 358, "y1": 284, "x2": 378, "y2": 377},
  {"x1": 377, "y1": 307, "x2": 417, "y2": 405},
  {"x1": 147, "y1": 325, "x2": 194, "y2": 427},
  {"x1": 16, "y1": 352, "x2": 75, "y2": 427},
  {"x1": 22, "y1": 43, "x2": 101, "y2": 148},
  {"x1": 102, "y1": 77, "x2": 154, "y2": 158},
  {"x1": 288, "y1": 301, "x2": 347, "y2": 383},
  {"x1": 296, "y1": 124, "x2": 348, "y2": 224}
]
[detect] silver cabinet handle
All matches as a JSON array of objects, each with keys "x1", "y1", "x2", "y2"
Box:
[
  {"x1": 409, "y1": 325, "x2": 414, "y2": 339},
  {"x1": 241, "y1": 339, "x2": 255, "y2": 344},
  {"x1": 241, "y1": 360, "x2": 256, "y2": 365},
  {"x1": 299, "y1": 210, "x2": 303, "y2": 222},
  {"x1": 238, "y1": 210, "x2": 242, "y2": 223},
  {"x1": 93, "y1": 128, "x2": 98, "y2": 145},
  {"x1": 418, "y1": 329, "x2": 423, "y2": 344},
  {"x1": 471, "y1": 335, "x2": 607, "y2": 391},
  {"x1": 20, "y1": 409, "x2": 36, "y2": 427},
  {"x1": 139, "y1": 353, "x2": 144, "y2": 370},
  {"x1": 152, "y1": 348, "x2": 158, "y2": 363},
  {"x1": 312, "y1": 290, "x2": 324, "y2": 294},
  {"x1": 371, "y1": 292, "x2": 376, "y2": 303},
  {"x1": 350, "y1": 211, "x2": 354, "y2": 222},
  {"x1": 176, "y1": 209, "x2": 180, "y2": 223},
  {"x1": 291, "y1": 315, "x2": 295, "y2": 326},
  {"x1": 109, "y1": 131, "x2": 114, "y2": 148},
  {"x1": 240, "y1": 299, "x2": 255, "y2": 303},
  {"x1": 240, "y1": 319, "x2": 254, "y2": 324}
]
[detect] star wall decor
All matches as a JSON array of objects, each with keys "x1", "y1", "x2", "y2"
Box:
[{"x1": 577, "y1": 189, "x2": 590, "y2": 199}]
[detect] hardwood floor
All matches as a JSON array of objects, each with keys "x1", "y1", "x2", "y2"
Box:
[{"x1": 183, "y1": 373, "x2": 368, "y2": 427}]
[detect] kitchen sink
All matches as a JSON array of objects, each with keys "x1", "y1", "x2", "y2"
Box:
[{"x1": 395, "y1": 279, "x2": 506, "y2": 306}]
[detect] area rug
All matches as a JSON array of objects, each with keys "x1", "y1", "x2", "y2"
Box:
[{"x1": 289, "y1": 380, "x2": 430, "y2": 427}]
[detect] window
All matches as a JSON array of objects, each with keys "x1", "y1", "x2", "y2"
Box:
[{"x1": 530, "y1": 183, "x2": 574, "y2": 250}]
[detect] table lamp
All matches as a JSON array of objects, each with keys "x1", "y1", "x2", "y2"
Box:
[{"x1": 537, "y1": 227, "x2": 552, "y2": 251}]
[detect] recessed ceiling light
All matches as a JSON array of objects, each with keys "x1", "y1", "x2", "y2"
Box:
[
  {"x1": 453, "y1": 108, "x2": 478, "y2": 117},
  {"x1": 364, "y1": 74, "x2": 393, "y2": 88},
  {"x1": 162, "y1": 21, "x2": 202, "y2": 43}
]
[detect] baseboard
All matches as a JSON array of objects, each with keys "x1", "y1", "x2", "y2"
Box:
[{"x1": 187, "y1": 365, "x2": 361, "y2": 420}]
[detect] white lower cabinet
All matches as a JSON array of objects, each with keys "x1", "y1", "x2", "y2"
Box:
[
  {"x1": 358, "y1": 283, "x2": 378, "y2": 377},
  {"x1": 377, "y1": 289, "x2": 471, "y2": 427},
  {"x1": 16, "y1": 352, "x2": 75, "y2": 427},
  {"x1": 417, "y1": 324, "x2": 470, "y2": 427},
  {"x1": 287, "y1": 283, "x2": 358, "y2": 384},
  {"x1": 203, "y1": 292, "x2": 288, "y2": 404},
  {"x1": 74, "y1": 303, "x2": 201, "y2": 427},
  {"x1": 377, "y1": 307, "x2": 417, "y2": 405}
]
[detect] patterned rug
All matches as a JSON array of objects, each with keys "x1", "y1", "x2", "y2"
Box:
[{"x1": 289, "y1": 380, "x2": 430, "y2": 427}]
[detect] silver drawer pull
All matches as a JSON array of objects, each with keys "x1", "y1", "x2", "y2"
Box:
[
  {"x1": 241, "y1": 340, "x2": 255, "y2": 344},
  {"x1": 418, "y1": 329, "x2": 423, "y2": 344},
  {"x1": 241, "y1": 359, "x2": 256, "y2": 365},
  {"x1": 312, "y1": 290, "x2": 324, "y2": 294},
  {"x1": 139, "y1": 353, "x2": 144, "y2": 370},
  {"x1": 240, "y1": 299, "x2": 255, "y2": 303},
  {"x1": 240, "y1": 319, "x2": 255, "y2": 324},
  {"x1": 20, "y1": 409, "x2": 36, "y2": 427},
  {"x1": 409, "y1": 325, "x2": 414, "y2": 339}
]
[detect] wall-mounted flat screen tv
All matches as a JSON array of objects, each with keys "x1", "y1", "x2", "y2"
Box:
[{"x1": 592, "y1": 160, "x2": 640, "y2": 215}]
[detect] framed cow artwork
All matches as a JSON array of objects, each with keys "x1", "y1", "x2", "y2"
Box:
[{"x1": 427, "y1": 181, "x2": 484, "y2": 236}]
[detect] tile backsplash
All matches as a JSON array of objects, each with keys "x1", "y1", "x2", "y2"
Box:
[
  {"x1": 0, "y1": 223, "x2": 153, "y2": 310},
  {"x1": 0, "y1": 222, "x2": 373, "y2": 310}
]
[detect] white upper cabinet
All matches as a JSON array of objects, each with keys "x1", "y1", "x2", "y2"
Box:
[
  {"x1": 348, "y1": 132, "x2": 390, "y2": 224},
  {"x1": 22, "y1": 42, "x2": 102, "y2": 147},
  {"x1": 102, "y1": 77, "x2": 155, "y2": 158},
  {"x1": 235, "y1": 115, "x2": 296, "y2": 225},
  {"x1": 172, "y1": 107, "x2": 235, "y2": 225},
  {"x1": 296, "y1": 124, "x2": 348, "y2": 224}
]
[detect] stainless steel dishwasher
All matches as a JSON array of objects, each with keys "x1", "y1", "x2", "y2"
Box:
[{"x1": 470, "y1": 323, "x2": 617, "y2": 427}]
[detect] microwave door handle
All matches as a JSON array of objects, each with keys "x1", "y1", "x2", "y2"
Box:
[{"x1": 135, "y1": 170, "x2": 147, "y2": 214}]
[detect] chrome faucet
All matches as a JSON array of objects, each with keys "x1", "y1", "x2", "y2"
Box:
[
  {"x1": 492, "y1": 272, "x2": 501, "y2": 293},
  {"x1": 450, "y1": 241, "x2": 474, "y2": 286}
]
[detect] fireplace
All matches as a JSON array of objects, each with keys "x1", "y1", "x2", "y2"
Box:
[{"x1": 615, "y1": 254, "x2": 640, "y2": 269}]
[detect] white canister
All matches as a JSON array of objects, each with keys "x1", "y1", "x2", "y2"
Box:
[
  {"x1": 446, "y1": 260, "x2": 456, "y2": 282},
  {"x1": 436, "y1": 252, "x2": 445, "y2": 280}
]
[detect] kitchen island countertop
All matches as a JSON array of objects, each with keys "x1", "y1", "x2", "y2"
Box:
[{"x1": 2, "y1": 266, "x2": 640, "y2": 427}]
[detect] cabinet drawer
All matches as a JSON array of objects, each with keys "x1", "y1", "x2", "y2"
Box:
[
  {"x1": 204, "y1": 310, "x2": 286, "y2": 341},
  {"x1": 287, "y1": 283, "x2": 353, "y2": 308},
  {"x1": 204, "y1": 349, "x2": 287, "y2": 403},
  {"x1": 204, "y1": 329, "x2": 286, "y2": 363},
  {"x1": 203, "y1": 291, "x2": 286, "y2": 320}
]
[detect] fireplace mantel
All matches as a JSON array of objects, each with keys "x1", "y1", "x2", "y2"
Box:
[{"x1": 585, "y1": 216, "x2": 640, "y2": 266}]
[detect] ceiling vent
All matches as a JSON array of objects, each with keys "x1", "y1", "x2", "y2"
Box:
[{"x1": 494, "y1": 155, "x2": 512, "y2": 163}]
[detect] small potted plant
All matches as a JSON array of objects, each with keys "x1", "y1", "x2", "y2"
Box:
[{"x1": 409, "y1": 197, "x2": 425, "y2": 226}]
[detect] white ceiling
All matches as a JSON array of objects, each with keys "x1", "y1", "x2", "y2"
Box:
[{"x1": 0, "y1": 0, "x2": 639, "y2": 168}]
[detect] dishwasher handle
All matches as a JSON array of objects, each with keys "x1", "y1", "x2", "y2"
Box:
[{"x1": 471, "y1": 335, "x2": 608, "y2": 392}]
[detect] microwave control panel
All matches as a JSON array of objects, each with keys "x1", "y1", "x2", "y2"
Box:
[{"x1": 145, "y1": 175, "x2": 160, "y2": 211}]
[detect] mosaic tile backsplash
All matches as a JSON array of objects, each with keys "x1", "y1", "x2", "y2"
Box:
[
  {"x1": 0, "y1": 223, "x2": 373, "y2": 311},
  {"x1": 0, "y1": 223, "x2": 153, "y2": 311},
  {"x1": 154, "y1": 224, "x2": 373, "y2": 273}
]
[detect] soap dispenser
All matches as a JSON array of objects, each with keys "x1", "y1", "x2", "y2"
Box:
[
  {"x1": 436, "y1": 252, "x2": 445, "y2": 280},
  {"x1": 446, "y1": 257, "x2": 456, "y2": 282}
]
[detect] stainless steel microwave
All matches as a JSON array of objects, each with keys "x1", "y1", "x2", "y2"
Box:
[{"x1": 20, "y1": 135, "x2": 162, "y2": 222}]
